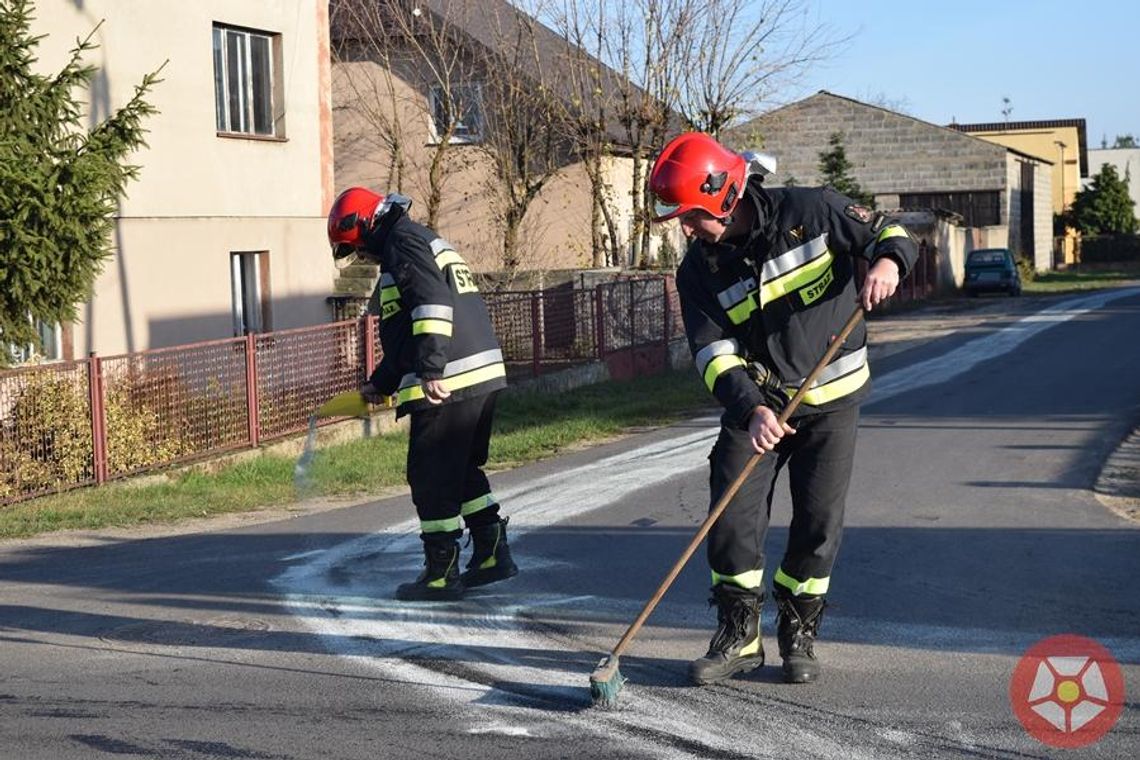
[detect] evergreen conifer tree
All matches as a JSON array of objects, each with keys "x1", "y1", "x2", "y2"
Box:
[
  {"x1": 1068, "y1": 163, "x2": 1137, "y2": 235},
  {"x1": 0, "y1": 0, "x2": 161, "y2": 363},
  {"x1": 817, "y1": 132, "x2": 874, "y2": 207}
]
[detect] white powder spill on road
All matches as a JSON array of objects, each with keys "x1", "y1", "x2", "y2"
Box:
[{"x1": 273, "y1": 288, "x2": 1140, "y2": 758}]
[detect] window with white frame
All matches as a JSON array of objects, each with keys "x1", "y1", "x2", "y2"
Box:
[
  {"x1": 231, "y1": 252, "x2": 269, "y2": 335},
  {"x1": 212, "y1": 24, "x2": 282, "y2": 137},
  {"x1": 428, "y1": 84, "x2": 485, "y2": 143},
  {"x1": 7, "y1": 318, "x2": 61, "y2": 364}
]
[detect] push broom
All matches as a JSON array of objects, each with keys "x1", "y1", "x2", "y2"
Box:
[{"x1": 589, "y1": 307, "x2": 865, "y2": 708}]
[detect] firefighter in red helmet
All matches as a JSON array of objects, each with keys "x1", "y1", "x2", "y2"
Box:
[
  {"x1": 648, "y1": 132, "x2": 917, "y2": 685},
  {"x1": 327, "y1": 187, "x2": 518, "y2": 601}
]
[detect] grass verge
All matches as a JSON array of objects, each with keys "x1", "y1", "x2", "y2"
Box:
[
  {"x1": 1023, "y1": 269, "x2": 1139, "y2": 294},
  {"x1": 0, "y1": 369, "x2": 712, "y2": 540}
]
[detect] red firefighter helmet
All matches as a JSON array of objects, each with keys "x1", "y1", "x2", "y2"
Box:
[
  {"x1": 648, "y1": 132, "x2": 747, "y2": 223},
  {"x1": 327, "y1": 187, "x2": 383, "y2": 260}
]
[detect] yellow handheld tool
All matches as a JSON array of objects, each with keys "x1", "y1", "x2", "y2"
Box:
[{"x1": 315, "y1": 390, "x2": 371, "y2": 418}]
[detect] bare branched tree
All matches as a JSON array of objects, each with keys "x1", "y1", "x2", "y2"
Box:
[
  {"x1": 533, "y1": 0, "x2": 845, "y2": 266},
  {"x1": 471, "y1": 1, "x2": 579, "y2": 273},
  {"x1": 547, "y1": 1, "x2": 625, "y2": 267},
  {"x1": 330, "y1": 0, "x2": 480, "y2": 227},
  {"x1": 677, "y1": 0, "x2": 846, "y2": 138},
  {"x1": 329, "y1": 1, "x2": 408, "y2": 191}
]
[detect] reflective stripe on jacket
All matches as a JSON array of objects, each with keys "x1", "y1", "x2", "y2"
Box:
[
  {"x1": 365, "y1": 213, "x2": 506, "y2": 416},
  {"x1": 678, "y1": 182, "x2": 918, "y2": 425}
]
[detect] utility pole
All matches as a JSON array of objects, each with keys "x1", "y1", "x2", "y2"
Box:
[{"x1": 1054, "y1": 140, "x2": 1068, "y2": 211}]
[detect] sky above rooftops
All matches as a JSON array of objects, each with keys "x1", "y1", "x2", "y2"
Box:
[{"x1": 791, "y1": 0, "x2": 1137, "y2": 149}]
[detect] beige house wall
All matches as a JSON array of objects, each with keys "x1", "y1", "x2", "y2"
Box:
[
  {"x1": 332, "y1": 56, "x2": 635, "y2": 275},
  {"x1": 965, "y1": 126, "x2": 1079, "y2": 214},
  {"x1": 34, "y1": 1, "x2": 334, "y2": 357}
]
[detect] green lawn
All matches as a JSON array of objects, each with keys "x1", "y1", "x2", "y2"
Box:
[
  {"x1": 0, "y1": 369, "x2": 712, "y2": 540},
  {"x1": 1023, "y1": 269, "x2": 1140, "y2": 294}
]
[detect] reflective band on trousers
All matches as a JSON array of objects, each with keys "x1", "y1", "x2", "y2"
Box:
[
  {"x1": 712, "y1": 568, "x2": 763, "y2": 590},
  {"x1": 774, "y1": 567, "x2": 829, "y2": 596},
  {"x1": 460, "y1": 493, "x2": 496, "y2": 517},
  {"x1": 421, "y1": 516, "x2": 462, "y2": 534}
]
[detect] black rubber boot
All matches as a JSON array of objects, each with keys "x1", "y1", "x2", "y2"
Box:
[
  {"x1": 689, "y1": 584, "x2": 765, "y2": 685},
  {"x1": 461, "y1": 517, "x2": 519, "y2": 587},
  {"x1": 396, "y1": 539, "x2": 464, "y2": 601},
  {"x1": 774, "y1": 588, "x2": 826, "y2": 684}
]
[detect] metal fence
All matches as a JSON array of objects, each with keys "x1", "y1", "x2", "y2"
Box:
[
  {"x1": 485, "y1": 276, "x2": 681, "y2": 379},
  {"x1": 0, "y1": 277, "x2": 680, "y2": 504},
  {"x1": 0, "y1": 263, "x2": 938, "y2": 505}
]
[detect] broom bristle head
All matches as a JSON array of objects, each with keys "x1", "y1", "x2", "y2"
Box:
[{"x1": 589, "y1": 655, "x2": 625, "y2": 709}]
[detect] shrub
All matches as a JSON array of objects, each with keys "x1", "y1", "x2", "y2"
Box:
[
  {"x1": 0, "y1": 366, "x2": 190, "y2": 499},
  {"x1": 104, "y1": 384, "x2": 186, "y2": 475},
  {"x1": 1016, "y1": 256, "x2": 1036, "y2": 283},
  {"x1": 0, "y1": 371, "x2": 92, "y2": 498}
]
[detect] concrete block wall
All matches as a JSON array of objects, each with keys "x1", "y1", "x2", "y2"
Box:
[
  {"x1": 730, "y1": 92, "x2": 1009, "y2": 196},
  {"x1": 1004, "y1": 155, "x2": 1054, "y2": 270},
  {"x1": 1032, "y1": 158, "x2": 1055, "y2": 271},
  {"x1": 1006, "y1": 158, "x2": 1024, "y2": 257}
]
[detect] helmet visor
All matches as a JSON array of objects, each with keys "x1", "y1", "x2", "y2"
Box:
[
  {"x1": 332, "y1": 243, "x2": 360, "y2": 269},
  {"x1": 651, "y1": 194, "x2": 682, "y2": 222}
]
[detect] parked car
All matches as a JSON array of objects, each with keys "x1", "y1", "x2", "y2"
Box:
[{"x1": 963, "y1": 248, "x2": 1021, "y2": 297}]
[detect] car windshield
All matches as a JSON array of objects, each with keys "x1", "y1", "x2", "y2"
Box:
[{"x1": 968, "y1": 249, "x2": 1010, "y2": 266}]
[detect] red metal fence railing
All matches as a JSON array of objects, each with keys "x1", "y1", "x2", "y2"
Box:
[
  {"x1": 254, "y1": 320, "x2": 369, "y2": 441},
  {"x1": 0, "y1": 265, "x2": 939, "y2": 505},
  {"x1": 0, "y1": 360, "x2": 96, "y2": 502}
]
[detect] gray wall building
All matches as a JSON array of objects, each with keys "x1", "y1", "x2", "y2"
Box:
[{"x1": 728, "y1": 91, "x2": 1054, "y2": 272}]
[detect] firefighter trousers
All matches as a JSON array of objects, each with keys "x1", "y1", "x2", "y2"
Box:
[
  {"x1": 706, "y1": 404, "x2": 859, "y2": 598},
  {"x1": 407, "y1": 391, "x2": 502, "y2": 543}
]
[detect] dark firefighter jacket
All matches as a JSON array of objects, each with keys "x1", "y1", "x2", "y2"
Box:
[
  {"x1": 364, "y1": 210, "x2": 506, "y2": 417},
  {"x1": 676, "y1": 178, "x2": 919, "y2": 427}
]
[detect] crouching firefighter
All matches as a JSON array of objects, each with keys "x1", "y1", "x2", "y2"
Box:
[
  {"x1": 327, "y1": 188, "x2": 519, "y2": 601},
  {"x1": 647, "y1": 133, "x2": 917, "y2": 684}
]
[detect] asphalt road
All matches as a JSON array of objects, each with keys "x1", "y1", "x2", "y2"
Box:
[{"x1": 1, "y1": 288, "x2": 1138, "y2": 759}]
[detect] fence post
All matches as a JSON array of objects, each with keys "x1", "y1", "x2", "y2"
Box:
[
  {"x1": 921, "y1": 244, "x2": 930, "y2": 297},
  {"x1": 594, "y1": 285, "x2": 606, "y2": 360},
  {"x1": 87, "y1": 352, "x2": 108, "y2": 485},
  {"x1": 661, "y1": 277, "x2": 671, "y2": 362},
  {"x1": 245, "y1": 333, "x2": 260, "y2": 448},
  {"x1": 909, "y1": 248, "x2": 918, "y2": 301},
  {"x1": 364, "y1": 314, "x2": 377, "y2": 377},
  {"x1": 530, "y1": 292, "x2": 542, "y2": 377},
  {"x1": 628, "y1": 280, "x2": 636, "y2": 349}
]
